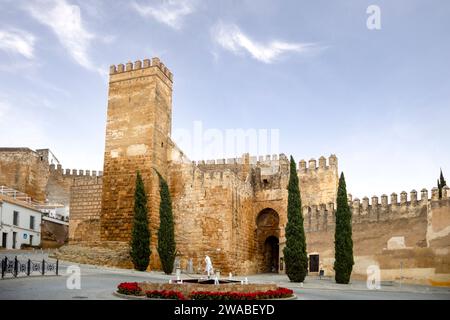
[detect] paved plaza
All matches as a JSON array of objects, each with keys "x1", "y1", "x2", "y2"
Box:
[{"x1": 1, "y1": 251, "x2": 449, "y2": 300}]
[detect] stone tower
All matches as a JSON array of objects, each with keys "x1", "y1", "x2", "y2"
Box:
[{"x1": 100, "y1": 57, "x2": 173, "y2": 268}]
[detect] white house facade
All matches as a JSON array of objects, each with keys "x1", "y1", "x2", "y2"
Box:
[{"x1": 0, "y1": 196, "x2": 42, "y2": 250}]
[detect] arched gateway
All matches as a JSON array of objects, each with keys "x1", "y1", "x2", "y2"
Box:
[{"x1": 256, "y1": 208, "x2": 280, "y2": 273}]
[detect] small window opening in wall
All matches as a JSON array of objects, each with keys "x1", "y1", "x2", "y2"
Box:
[
  {"x1": 263, "y1": 179, "x2": 269, "y2": 186},
  {"x1": 13, "y1": 211, "x2": 19, "y2": 226},
  {"x1": 161, "y1": 142, "x2": 164, "y2": 148}
]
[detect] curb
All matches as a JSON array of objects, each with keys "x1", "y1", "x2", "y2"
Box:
[
  {"x1": 113, "y1": 291, "x2": 297, "y2": 301},
  {"x1": 113, "y1": 291, "x2": 148, "y2": 300},
  {"x1": 284, "y1": 285, "x2": 450, "y2": 295}
]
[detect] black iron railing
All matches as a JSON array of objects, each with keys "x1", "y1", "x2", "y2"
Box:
[{"x1": 1, "y1": 256, "x2": 59, "y2": 279}]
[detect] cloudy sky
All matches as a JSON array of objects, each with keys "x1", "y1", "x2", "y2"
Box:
[{"x1": 0, "y1": 0, "x2": 449, "y2": 199}]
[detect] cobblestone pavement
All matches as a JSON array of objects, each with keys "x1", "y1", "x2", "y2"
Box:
[{"x1": 1, "y1": 252, "x2": 449, "y2": 300}]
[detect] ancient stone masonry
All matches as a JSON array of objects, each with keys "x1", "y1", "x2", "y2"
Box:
[
  {"x1": 0, "y1": 147, "x2": 102, "y2": 212},
  {"x1": 298, "y1": 155, "x2": 339, "y2": 208},
  {"x1": 168, "y1": 152, "x2": 256, "y2": 274},
  {"x1": 0, "y1": 148, "x2": 102, "y2": 249},
  {"x1": 7, "y1": 56, "x2": 448, "y2": 285},
  {"x1": 69, "y1": 176, "x2": 103, "y2": 242},
  {"x1": 305, "y1": 186, "x2": 450, "y2": 285},
  {"x1": 56, "y1": 56, "x2": 339, "y2": 272},
  {"x1": 167, "y1": 148, "x2": 337, "y2": 274},
  {"x1": 0, "y1": 148, "x2": 50, "y2": 202},
  {"x1": 100, "y1": 58, "x2": 173, "y2": 269},
  {"x1": 47, "y1": 163, "x2": 103, "y2": 215}
]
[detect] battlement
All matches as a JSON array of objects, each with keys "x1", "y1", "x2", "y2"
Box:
[
  {"x1": 109, "y1": 57, "x2": 173, "y2": 82},
  {"x1": 49, "y1": 164, "x2": 103, "y2": 178},
  {"x1": 303, "y1": 187, "x2": 450, "y2": 232},
  {"x1": 192, "y1": 153, "x2": 288, "y2": 167},
  {"x1": 190, "y1": 154, "x2": 339, "y2": 171},
  {"x1": 344, "y1": 187, "x2": 450, "y2": 225},
  {"x1": 302, "y1": 202, "x2": 336, "y2": 232},
  {"x1": 298, "y1": 154, "x2": 338, "y2": 172},
  {"x1": 349, "y1": 186, "x2": 449, "y2": 208}
]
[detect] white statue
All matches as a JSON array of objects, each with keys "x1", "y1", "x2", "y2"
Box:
[{"x1": 204, "y1": 255, "x2": 214, "y2": 278}]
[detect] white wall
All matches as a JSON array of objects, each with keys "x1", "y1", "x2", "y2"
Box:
[{"x1": 0, "y1": 200, "x2": 41, "y2": 250}]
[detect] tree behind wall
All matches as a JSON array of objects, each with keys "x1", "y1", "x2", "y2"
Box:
[
  {"x1": 130, "y1": 172, "x2": 151, "y2": 271},
  {"x1": 438, "y1": 169, "x2": 447, "y2": 199},
  {"x1": 156, "y1": 171, "x2": 176, "y2": 275},
  {"x1": 334, "y1": 172, "x2": 354, "y2": 284},
  {"x1": 283, "y1": 156, "x2": 308, "y2": 282}
]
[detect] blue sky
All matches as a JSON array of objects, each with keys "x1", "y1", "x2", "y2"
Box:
[{"x1": 0, "y1": 0, "x2": 449, "y2": 199}]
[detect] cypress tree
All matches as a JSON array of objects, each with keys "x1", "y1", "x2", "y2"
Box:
[
  {"x1": 438, "y1": 179, "x2": 441, "y2": 199},
  {"x1": 438, "y1": 169, "x2": 447, "y2": 199},
  {"x1": 156, "y1": 172, "x2": 176, "y2": 275},
  {"x1": 130, "y1": 171, "x2": 151, "y2": 271},
  {"x1": 334, "y1": 172, "x2": 354, "y2": 284},
  {"x1": 283, "y1": 156, "x2": 308, "y2": 282}
]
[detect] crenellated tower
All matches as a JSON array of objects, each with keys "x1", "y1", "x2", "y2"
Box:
[{"x1": 100, "y1": 57, "x2": 173, "y2": 268}]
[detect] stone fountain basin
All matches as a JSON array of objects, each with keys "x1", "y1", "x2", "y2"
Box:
[{"x1": 180, "y1": 279, "x2": 241, "y2": 285}]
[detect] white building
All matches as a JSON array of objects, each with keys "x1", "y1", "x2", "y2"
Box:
[
  {"x1": 0, "y1": 191, "x2": 42, "y2": 250},
  {"x1": 37, "y1": 204, "x2": 68, "y2": 222}
]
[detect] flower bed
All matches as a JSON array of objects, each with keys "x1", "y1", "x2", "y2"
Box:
[
  {"x1": 145, "y1": 290, "x2": 186, "y2": 300},
  {"x1": 117, "y1": 282, "x2": 142, "y2": 296},
  {"x1": 189, "y1": 288, "x2": 294, "y2": 300},
  {"x1": 117, "y1": 282, "x2": 294, "y2": 300}
]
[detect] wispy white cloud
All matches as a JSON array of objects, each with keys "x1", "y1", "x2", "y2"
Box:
[
  {"x1": 131, "y1": 0, "x2": 196, "y2": 30},
  {"x1": 212, "y1": 22, "x2": 317, "y2": 64},
  {"x1": 0, "y1": 28, "x2": 36, "y2": 59},
  {"x1": 24, "y1": 0, "x2": 103, "y2": 74}
]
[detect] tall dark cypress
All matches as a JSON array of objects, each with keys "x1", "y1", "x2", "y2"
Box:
[
  {"x1": 130, "y1": 171, "x2": 151, "y2": 271},
  {"x1": 334, "y1": 172, "x2": 354, "y2": 284},
  {"x1": 156, "y1": 172, "x2": 176, "y2": 275},
  {"x1": 283, "y1": 156, "x2": 308, "y2": 282},
  {"x1": 438, "y1": 169, "x2": 447, "y2": 199}
]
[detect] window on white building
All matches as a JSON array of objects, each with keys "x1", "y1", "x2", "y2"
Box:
[
  {"x1": 13, "y1": 211, "x2": 19, "y2": 226},
  {"x1": 30, "y1": 216, "x2": 35, "y2": 230}
]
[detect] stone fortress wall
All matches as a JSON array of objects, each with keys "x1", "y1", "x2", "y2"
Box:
[
  {"x1": 100, "y1": 57, "x2": 173, "y2": 270},
  {"x1": 65, "y1": 140, "x2": 339, "y2": 275},
  {"x1": 0, "y1": 148, "x2": 50, "y2": 202},
  {"x1": 0, "y1": 147, "x2": 102, "y2": 209},
  {"x1": 47, "y1": 163, "x2": 103, "y2": 215},
  {"x1": 69, "y1": 175, "x2": 103, "y2": 242},
  {"x1": 0, "y1": 148, "x2": 102, "y2": 247},
  {"x1": 61, "y1": 51, "x2": 340, "y2": 272},
  {"x1": 59, "y1": 57, "x2": 450, "y2": 285},
  {"x1": 1, "y1": 56, "x2": 449, "y2": 285},
  {"x1": 306, "y1": 187, "x2": 450, "y2": 285},
  {"x1": 166, "y1": 152, "x2": 339, "y2": 274}
]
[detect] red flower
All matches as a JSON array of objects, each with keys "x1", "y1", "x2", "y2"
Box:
[
  {"x1": 189, "y1": 288, "x2": 294, "y2": 300},
  {"x1": 145, "y1": 290, "x2": 186, "y2": 300},
  {"x1": 117, "y1": 282, "x2": 142, "y2": 296}
]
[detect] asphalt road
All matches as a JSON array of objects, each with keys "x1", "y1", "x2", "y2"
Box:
[
  {"x1": 1, "y1": 261, "x2": 449, "y2": 300},
  {"x1": 294, "y1": 287, "x2": 450, "y2": 300}
]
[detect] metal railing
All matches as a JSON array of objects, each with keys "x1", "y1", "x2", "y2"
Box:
[
  {"x1": 1, "y1": 256, "x2": 59, "y2": 279},
  {"x1": 0, "y1": 186, "x2": 43, "y2": 207},
  {"x1": 0, "y1": 186, "x2": 67, "y2": 221}
]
